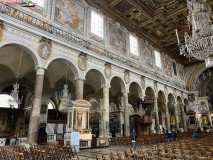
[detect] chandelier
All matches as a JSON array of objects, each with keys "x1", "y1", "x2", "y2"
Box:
[{"x1": 176, "y1": 0, "x2": 213, "y2": 67}]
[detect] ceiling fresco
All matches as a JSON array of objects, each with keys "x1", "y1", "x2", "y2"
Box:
[{"x1": 85, "y1": 0, "x2": 213, "y2": 65}]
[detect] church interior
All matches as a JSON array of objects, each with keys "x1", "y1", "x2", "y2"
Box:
[{"x1": 0, "y1": 0, "x2": 213, "y2": 159}]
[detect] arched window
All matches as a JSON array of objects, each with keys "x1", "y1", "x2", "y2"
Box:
[
  {"x1": 0, "y1": 94, "x2": 18, "y2": 109},
  {"x1": 48, "y1": 100, "x2": 55, "y2": 110},
  {"x1": 31, "y1": 0, "x2": 44, "y2": 7}
]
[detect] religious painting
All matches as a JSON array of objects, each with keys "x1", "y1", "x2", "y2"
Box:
[
  {"x1": 104, "y1": 64, "x2": 112, "y2": 79},
  {"x1": 141, "y1": 76, "x2": 145, "y2": 89},
  {"x1": 75, "y1": 111, "x2": 87, "y2": 130},
  {"x1": 198, "y1": 99, "x2": 209, "y2": 112},
  {"x1": 109, "y1": 23, "x2": 126, "y2": 53},
  {"x1": 202, "y1": 115, "x2": 209, "y2": 125},
  {"x1": 0, "y1": 114, "x2": 7, "y2": 130},
  {"x1": 162, "y1": 57, "x2": 172, "y2": 77},
  {"x1": 38, "y1": 42, "x2": 52, "y2": 60},
  {"x1": 0, "y1": 27, "x2": 3, "y2": 42},
  {"x1": 142, "y1": 46, "x2": 153, "y2": 68},
  {"x1": 78, "y1": 56, "x2": 87, "y2": 71},
  {"x1": 55, "y1": 0, "x2": 84, "y2": 35},
  {"x1": 179, "y1": 68, "x2": 185, "y2": 80},
  {"x1": 124, "y1": 71, "x2": 130, "y2": 84}
]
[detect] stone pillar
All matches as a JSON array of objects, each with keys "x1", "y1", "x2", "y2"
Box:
[
  {"x1": 164, "y1": 101, "x2": 170, "y2": 132},
  {"x1": 123, "y1": 91, "x2": 130, "y2": 136},
  {"x1": 27, "y1": 68, "x2": 45, "y2": 144},
  {"x1": 174, "y1": 102, "x2": 180, "y2": 131},
  {"x1": 103, "y1": 86, "x2": 110, "y2": 137},
  {"x1": 119, "y1": 108, "x2": 125, "y2": 137},
  {"x1": 75, "y1": 78, "x2": 84, "y2": 100},
  {"x1": 181, "y1": 106, "x2": 187, "y2": 132},
  {"x1": 154, "y1": 98, "x2": 160, "y2": 134}
]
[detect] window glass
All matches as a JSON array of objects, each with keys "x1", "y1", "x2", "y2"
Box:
[
  {"x1": 154, "y1": 50, "x2": 162, "y2": 68},
  {"x1": 91, "y1": 10, "x2": 104, "y2": 38},
  {"x1": 129, "y1": 34, "x2": 138, "y2": 55},
  {"x1": 0, "y1": 94, "x2": 18, "y2": 108}
]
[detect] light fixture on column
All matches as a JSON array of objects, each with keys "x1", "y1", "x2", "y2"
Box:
[
  {"x1": 9, "y1": 45, "x2": 24, "y2": 106},
  {"x1": 176, "y1": 0, "x2": 213, "y2": 67},
  {"x1": 61, "y1": 61, "x2": 70, "y2": 104}
]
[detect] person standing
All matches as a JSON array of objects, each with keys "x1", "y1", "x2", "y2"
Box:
[
  {"x1": 130, "y1": 128, "x2": 137, "y2": 150},
  {"x1": 165, "y1": 130, "x2": 171, "y2": 142},
  {"x1": 171, "y1": 129, "x2": 177, "y2": 141}
]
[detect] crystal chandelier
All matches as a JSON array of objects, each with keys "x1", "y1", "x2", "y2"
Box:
[
  {"x1": 176, "y1": 0, "x2": 213, "y2": 67},
  {"x1": 9, "y1": 83, "x2": 22, "y2": 107}
]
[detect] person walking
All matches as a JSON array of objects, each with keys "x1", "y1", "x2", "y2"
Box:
[
  {"x1": 130, "y1": 128, "x2": 137, "y2": 150},
  {"x1": 165, "y1": 130, "x2": 171, "y2": 142}
]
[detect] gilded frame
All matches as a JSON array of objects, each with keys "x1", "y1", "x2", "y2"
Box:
[
  {"x1": 78, "y1": 56, "x2": 87, "y2": 71},
  {"x1": 124, "y1": 71, "x2": 130, "y2": 84},
  {"x1": 104, "y1": 64, "x2": 112, "y2": 79},
  {"x1": 75, "y1": 111, "x2": 87, "y2": 130},
  {"x1": 38, "y1": 42, "x2": 52, "y2": 60},
  {"x1": 0, "y1": 27, "x2": 3, "y2": 42}
]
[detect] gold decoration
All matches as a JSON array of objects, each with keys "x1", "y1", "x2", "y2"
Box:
[
  {"x1": 0, "y1": 27, "x2": 3, "y2": 42},
  {"x1": 154, "y1": 81, "x2": 158, "y2": 93},
  {"x1": 104, "y1": 64, "x2": 112, "y2": 79},
  {"x1": 78, "y1": 56, "x2": 87, "y2": 71},
  {"x1": 124, "y1": 71, "x2": 130, "y2": 84},
  {"x1": 38, "y1": 42, "x2": 52, "y2": 60},
  {"x1": 141, "y1": 76, "x2": 145, "y2": 89}
]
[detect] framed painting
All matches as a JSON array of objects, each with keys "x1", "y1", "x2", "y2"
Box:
[
  {"x1": 142, "y1": 46, "x2": 153, "y2": 68},
  {"x1": 54, "y1": 0, "x2": 85, "y2": 35},
  {"x1": 38, "y1": 42, "x2": 52, "y2": 60},
  {"x1": 78, "y1": 56, "x2": 87, "y2": 71},
  {"x1": 109, "y1": 23, "x2": 126, "y2": 53},
  {"x1": 75, "y1": 111, "x2": 87, "y2": 130}
]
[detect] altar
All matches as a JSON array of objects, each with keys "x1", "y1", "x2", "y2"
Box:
[{"x1": 64, "y1": 100, "x2": 93, "y2": 149}]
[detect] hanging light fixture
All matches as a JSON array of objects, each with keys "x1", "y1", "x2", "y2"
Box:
[
  {"x1": 60, "y1": 61, "x2": 70, "y2": 104},
  {"x1": 176, "y1": 0, "x2": 213, "y2": 67},
  {"x1": 9, "y1": 45, "x2": 24, "y2": 107}
]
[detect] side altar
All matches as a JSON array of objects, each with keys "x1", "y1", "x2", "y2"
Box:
[{"x1": 64, "y1": 100, "x2": 93, "y2": 149}]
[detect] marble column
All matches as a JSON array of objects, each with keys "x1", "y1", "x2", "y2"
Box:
[
  {"x1": 27, "y1": 68, "x2": 45, "y2": 144},
  {"x1": 103, "y1": 86, "x2": 110, "y2": 137},
  {"x1": 164, "y1": 101, "x2": 171, "y2": 132},
  {"x1": 174, "y1": 102, "x2": 180, "y2": 131},
  {"x1": 181, "y1": 106, "x2": 187, "y2": 132},
  {"x1": 119, "y1": 108, "x2": 125, "y2": 137},
  {"x1": 154, "y1": 98, "x2": 160, "y2": 134},
  {"x1": 75, "y1": 78, "x2": 84, "y2": 100},
  {"x1": 123, "y1": 92, "x2": 130, "y2": 136}
]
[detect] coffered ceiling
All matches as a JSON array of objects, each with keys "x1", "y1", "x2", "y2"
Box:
[{"x1": 85, "y1": 0, "x2": 213, "y2": 65}]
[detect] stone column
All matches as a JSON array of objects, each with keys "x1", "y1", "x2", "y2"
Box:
[
  {"x1": 164, "y1": 101, "x2": 171, "y2": 132},
  {"x1": 119, "y1": 108, "x2": 125, "y2": 137},
  {"x1": 123, "y1": 91, "x2": 130, "y2": 136},
  {"x1": 154, "y1": 98, "x2": 160, "y2": 134},
  {"x1": 181, "y1": 106, "x2": 187, "y2": 132},
  {"x1": 27, "y1": 68, "x2": 45, "y2": 144},
  {"x1": 174, "y1": 102, "x2": 180, "y2": 131},
  {"x1": 103, "y1": 86, "x2": 110, "y2": 137},
  {"x1": 75, "y1": 78, "x2": 84, "y2": 100}
]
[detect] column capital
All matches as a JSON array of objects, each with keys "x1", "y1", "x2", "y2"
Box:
[
  {"x1": 35, "y1": 67, "x2": 45, "y2": 76},
  {"x1": 122, "y1": 90, "x2": 129, "y2": 95}
]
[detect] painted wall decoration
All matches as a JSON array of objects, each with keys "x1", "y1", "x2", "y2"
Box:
[
  {"x1": 163, "y1": 57, "x2": 172, "y2": 77},
  {"x1": 78, "y1": 56, "x2": 87, "y2": 71},
  {"x1": 109, "y1": 23, "x2": 126, "y2": 53},
  {"x1": 142, "y1": 46, "x2": 153, "y2": 68},
  {"x1": 38, "y1": 42, "x2": 52, "y2": 60},
  {"x1": 104, "y1": 64, "x2": 112, "y2": 79},
  {"x1": 141, "y1": 77, "x2": 145, "y2": 89},
  {"x1": 179, "y1": 68, "x2": 185, "y2": 80},
  {"x1": 124, "y1": 71, "x2": 130, "y2": 84},
  {"x1": 55, "y1": 0, "x2": 84, "y2": 35}
]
